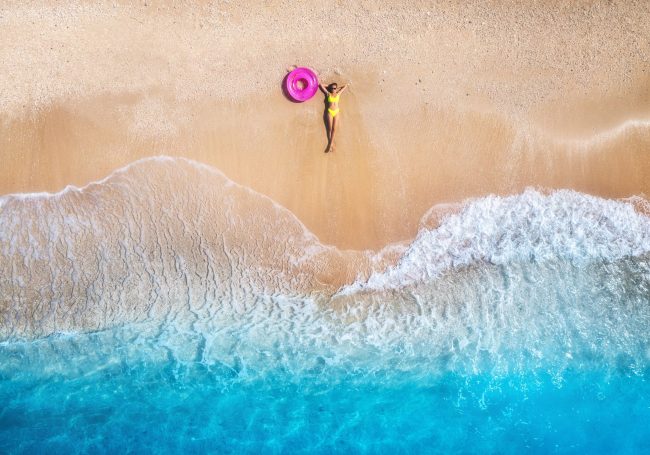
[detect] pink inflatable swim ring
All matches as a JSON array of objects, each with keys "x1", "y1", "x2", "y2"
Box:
[{"x1": 284, "y1": 67, "x2": 319, "y2": 102}]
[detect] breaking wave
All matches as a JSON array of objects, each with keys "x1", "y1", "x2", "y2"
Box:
[
  {"x1": 348, "y1": 188, "x2": 650, "y2": 292},
  {"x1": 0, "y1": 156, "x2": 648, "y2": 375},
  {"x1": 2, "y1": 156, "x2": 650, "y2": 452}
]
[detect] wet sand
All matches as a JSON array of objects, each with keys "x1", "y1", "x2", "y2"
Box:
[{"x1": 1, "y1": 1, "x2": 649, "y2": 250}]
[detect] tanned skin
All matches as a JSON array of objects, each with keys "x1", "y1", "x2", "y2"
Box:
[{"x1": 318, "y1": 82, "x2": 348, "y2": 153}]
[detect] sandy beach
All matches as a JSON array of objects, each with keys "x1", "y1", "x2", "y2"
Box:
[{"x1": 1, "y1": 0, "x2": 649, "y2": 250}]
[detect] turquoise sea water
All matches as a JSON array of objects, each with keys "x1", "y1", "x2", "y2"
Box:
[{"x1": 1, "y1": 338, "x2": 649, "y2": 454}]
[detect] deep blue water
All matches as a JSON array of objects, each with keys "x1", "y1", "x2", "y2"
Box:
[{"x1": 1, "y1": 350, "x2": 649, "y2": 454}]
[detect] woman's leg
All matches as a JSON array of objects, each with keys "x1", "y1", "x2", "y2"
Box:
[
  {"x1": 329, "y1": 116, "x2": 337, "y2": 151},
  {"x1": 325, "y1": 113, "x2": 333, "y2": 152}
]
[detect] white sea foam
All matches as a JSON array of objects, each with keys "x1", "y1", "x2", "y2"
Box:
[
  {"x1": 1, "y1": 158, "x2": 649, "y2": 376},
  {"x1": 0, "y1": 155, "x2": 331, "y2": 254},
  {"x1": 0, "y1": 157, "x2": 334, "y2": 339},
  {"x1": 344, "y1": 188, "x2": 650, "y2": 293}
]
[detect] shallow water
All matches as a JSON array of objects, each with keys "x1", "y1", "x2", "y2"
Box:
[{"x1": 1, "y1": 157, "x2": 650, "y2": 452}]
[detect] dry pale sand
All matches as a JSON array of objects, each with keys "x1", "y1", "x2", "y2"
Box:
[{"x1": 1, "y1": 0, "x2": 649, "y2": 250}]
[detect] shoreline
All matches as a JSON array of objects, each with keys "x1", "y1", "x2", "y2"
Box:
[{"x1": 2, "y1": 90, "x2": 648, "y2": 250}]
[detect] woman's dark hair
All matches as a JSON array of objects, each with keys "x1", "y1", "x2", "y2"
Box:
[{"x1": 327, "y1": 83, "x2": 338, "y2": 93}]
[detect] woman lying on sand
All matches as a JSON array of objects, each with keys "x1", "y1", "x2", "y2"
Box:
[{"x1": 319, "y1": 82, "x2": 348, "y2": 153}]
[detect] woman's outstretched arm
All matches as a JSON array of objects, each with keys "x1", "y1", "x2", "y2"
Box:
[{"x1": 318, "y1": 83, "x2": 328, "y2": 94}]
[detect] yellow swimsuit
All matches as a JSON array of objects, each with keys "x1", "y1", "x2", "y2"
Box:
[{"x1": 327, "y1": 93, "x2": 340, "y2": 117}]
